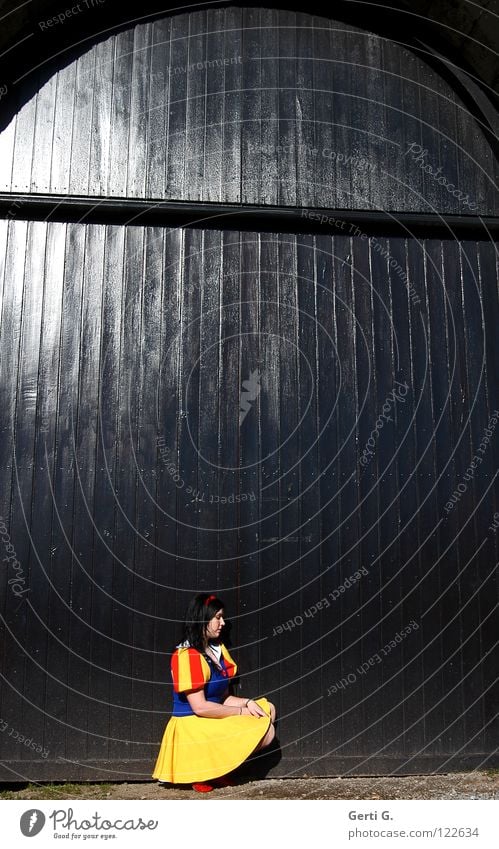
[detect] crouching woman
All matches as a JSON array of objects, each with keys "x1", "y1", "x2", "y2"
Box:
[{"x1": 152, "y1": 593, "x2": 276, "y2": 791}]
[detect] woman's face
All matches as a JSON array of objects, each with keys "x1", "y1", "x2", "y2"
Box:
[{"x1": 205, "y1": 608, "x2": 225, "y2": 641}]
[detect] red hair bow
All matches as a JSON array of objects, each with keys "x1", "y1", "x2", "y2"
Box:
[{"x1": 204, "y1": 594, "x2": 216, "y2": 606}]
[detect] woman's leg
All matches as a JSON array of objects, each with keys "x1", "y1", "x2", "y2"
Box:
[
  {"x1": 252, "y1": 699, "x2": 276, "y2": 749},
  {"x1": 267, "y1": 701, "x2": 276, "y2": 723},
  {"x1": 253, "y1": 721, "x2": 275, "y2": 750}
]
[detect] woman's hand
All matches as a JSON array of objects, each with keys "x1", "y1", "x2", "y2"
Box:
[
  {"x1": 244, "y1": 699, "x2": 267, "y2": 717},
  {"x1": 222, "y1": 694, "x2": 268, "y2": 717}
]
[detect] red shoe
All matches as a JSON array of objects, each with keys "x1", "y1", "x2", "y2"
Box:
[{"x1": 192, "y1": 782, "x2": 214, "y2": 792}]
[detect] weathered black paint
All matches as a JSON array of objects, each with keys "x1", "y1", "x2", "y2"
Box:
[
  {"x1": 0, "y1": 8, "x2": 497, "y2": 213},
  {"x1": 0, "y1": 7, "x2": 498, "y2": 780},
  {"x1": 0, "y1": 221, "x2": 497, "y2": 777}
]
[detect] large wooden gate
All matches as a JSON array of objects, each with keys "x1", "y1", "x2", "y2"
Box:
[{"x1": 0, "y1": 7, "x2": 497, "y2": 779}]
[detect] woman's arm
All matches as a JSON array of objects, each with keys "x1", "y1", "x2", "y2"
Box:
[
  {"x1": 186, "y1": 688, "x2": 258, "y2": 718},
  {"x1": 223, "y1": 694, "x2": 267, "y2": 717}
]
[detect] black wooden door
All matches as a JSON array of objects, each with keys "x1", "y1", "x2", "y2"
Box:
[
  {"x1": 0, "y1": 5, "x2": 498, "y2": 780},
  {"x1": 1, "y1": 220, "x2": 497, "y2": 777}
]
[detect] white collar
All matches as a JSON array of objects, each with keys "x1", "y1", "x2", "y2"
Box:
[{"x1": 207, "y1": 642, "x2": 222, "y2": 660}]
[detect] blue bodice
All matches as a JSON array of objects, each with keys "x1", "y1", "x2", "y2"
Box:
[{"x1": 172, "y1": 654, "x2": 230, "y2": 717}]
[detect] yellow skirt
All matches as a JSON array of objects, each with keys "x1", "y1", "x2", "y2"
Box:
[{"x1": 152, "y1": 697, "x2": 272, "y2": 784}]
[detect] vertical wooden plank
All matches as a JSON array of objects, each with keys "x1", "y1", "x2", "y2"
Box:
[
  {"x1": 108, "y1": 226, "x2": 143, "y2": 759},
  {"x1": 276, "y1": 10, "x2": 298, "y2": 207},
  {"x1": 6, "y1": 222, "x2": 46, "y2": 762},
  {"x1": 217, "y1": 231, "x2": 241, "y2": 645},
  {"x1": 0, "y1": 114, "x2": 16, "y2": 191},
  {"x1": 258, "y1": 236, "x2": 282, "y2": 716},
  {"x1": 294, "y1": 13, "x2": 316, "y2": 210},
  {"x1": 258, "y1": 8, "x2": 280, "y2": 207},
  {"x1": 411, "y1": 238, "x2": 445, "y2": 755},
  {"x1": 68, "y1": 46, "x2": 95, "y2": 196},
  {"x1": 88, "y1": 37, "x2": 114, "y2": 196},
  {"x1": 416, "y1": 63, "x2": 443, "y2": 213},
  {"x1": 129, "y1": 225, "x2": 164, "y2": 761},
  {"x1": 0, "y1": 220, "x2": 29, "y2": 760},
  {"x1": 221, "y1": 5, "x2": 243, "y2": 204},
  {"x1": 398, "y1": 45, "x2": 425, "y2": 212},
  {"x1": 436, "y1": 239, "x2": 473, "y2": 757},
  {"x1": 276, "y1": 236, "x2": 303, "y2": 758},
  {"x1": 237, "y1": 231, "x2": 261, "y2": 712},
  {"x1": 155, "y1": 226, "x2": 182, "y2": 598},
  {"x1": 68, "y1": 224, "x2": 105, "y2": 764},
  {"x1": 48, "y1": 223, "x2": 86, "y2": 763},
  {"x1": 296, "y1": 235, "x2": 322, "y2": 763},
  {"x1": 309, "y1": 19, "x2": 330, "y2": 208},
  {"x1": 372, "y1": 236, "x2": 406, "y2": 758},
  {"x1": 0, "y1": 221, "x2": 18, "y2": 505},
  {"x1": 333, "y1": 233, "x2": 364, "y2": 757},
  {"x1": 165, "y1": 13, "x2": 188, "y2": 200},
  {"x1": 153, "y1": 226, "x2": 183, "y2": 748},
  {"x1": 196, "y1": 228, "x2": 221, "y2": 587},
  {"x1": 477, "y1": 240, "x2": 499, "y2": 518},
  {"x1": 476, "y1": 240, "x2": 499, "y2": 757},
  {"x1": 459, "y1": 240, "x2": 494, "y2": 519},
  {"x1": 0, "y1": 219, "x2": 7, "y2": 349},
  {"x1": 11, "y1": 81, "x2": 36, "y2": 193},
  {"x1": 315, "y1": 233, "x2": 341, "y2": 756},
  {"x1": 380, "y1": 39, "x2": 407, "y2": 210},
  {"x1": 241, "y1": 6, "x2": 262, "y2": 206},
  {"x1": 426, "y1": 239, "x2": 462, "y2": 761},
  {"x1": 127, "y1": 23, "x2": 152, "y2": 198},
  {"x1": 176, "y1": 228, "x2": 202, "y2": 586},
  {"x1": 328, "y1": 21, "x2": 352, "y2": 209},
  {"x1": 147, "y1": 17, "x2": 170, "y2": 199},
  {"x1": 386, "y1": 236, "x2": 425, "y2": 759},
  {"x1": 30, "y1": 72, "x2": 57, "y2": 192},
  {"x1": 0, "y1": 217, "x2": 12, "y2": 740},
  {"x1": 83, "y1": 224, "x2": 123, "y2": 764},
  {"x1": 108, "y1": 28, "x2": 134, "y2": 198},
  {"x1": 354, "y1": 234, "x2": 384, "y2": 758},
  {"x1": 151, "y1": 226, "x2": 170, "y2": 750},
  {"x1": 183, "y1": 11, "x2": 207, "y2": 202},
  {"x1": 202, "y1": 7, "x2": 224, "y2": 203},
  {"x1": 50, "y1": 62, "x2": 76, "y2": 194},
  {"x1": 436, "y1": 81, "x2": 460, "y2": 215},
  {"x1": 27, "y1": 223, "x2": 66, "y2": 764},
  {"x1": 357, "y1": 30, "x2": 387, "y2": 210},
  {"x1": 458, "y1": 241, "x2": 491, "y2": 756}
]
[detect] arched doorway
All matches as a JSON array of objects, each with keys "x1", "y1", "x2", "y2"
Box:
[{"x1": 0, "y1": 7, "x2": 497, "y2": 779}]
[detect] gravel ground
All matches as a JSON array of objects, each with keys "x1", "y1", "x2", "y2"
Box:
[{"x1": 1, "y1": 772, "x2": 498, "y2": 800}]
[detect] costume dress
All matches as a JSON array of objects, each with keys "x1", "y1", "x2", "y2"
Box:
[{"x1": 152, "y1": 640, "x2": 272, "y2": 784}]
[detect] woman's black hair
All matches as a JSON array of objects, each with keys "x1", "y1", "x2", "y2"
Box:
[{"x1": 181, "y1": 593, "x2": 225, "y2": 653}]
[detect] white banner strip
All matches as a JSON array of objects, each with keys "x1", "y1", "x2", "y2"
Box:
[{"x1": 2, "y1": 799, "x2": 498, "y2": 847}]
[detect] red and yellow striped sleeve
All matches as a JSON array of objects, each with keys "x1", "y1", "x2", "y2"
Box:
[
  {"x1": 171, "y1": 647, "x2": 210, "y2": 693},
  {"x1": 220, "y1": 644, "x2": 237, "y2": 678}
]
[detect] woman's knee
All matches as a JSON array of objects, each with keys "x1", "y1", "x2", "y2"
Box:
[
  {"x1": 267, "y1": 701, "x2": 276, "y2": 723},
  {"x1": 261, "y1": 722, "x2": 275, "y2": 747}
]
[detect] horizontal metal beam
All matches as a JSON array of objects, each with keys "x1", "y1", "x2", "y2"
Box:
[{"x1": 0, "y1": 193, "x2": 498, "y2": 239}]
